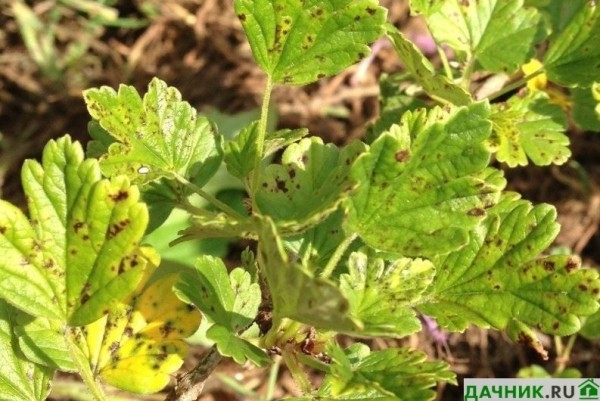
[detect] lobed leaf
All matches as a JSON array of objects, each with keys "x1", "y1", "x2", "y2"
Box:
[
  {"x1": 175, "y1": 256, "x2": 269, "y2": 366},
  {"x1": 83, "y1": 271, "x2": 201, "y2": 394},
  {"x1": 386, "y1": 26, "x2": 471, "y2": 105},
  {"x1": 346, "y1": 102, "x2": 505, "y2": 258},
  {"x1": 417, "y1": 194, "x2": 600, "y2": 336},
  {"x1": 224, "y1": 121, "x2": 260, "y2": 179},
  {"x1": 235, "y1": 0, "x2": 386, "y2": 85},
  {"x1": 0, "y1": 300, "x2": 53, "y2": 401},
  {"x1": 580, "y1": 310, "x2": 600, "y2": 339},
  {"x1": 423, "y1": 0, "x2": 544, "y2": 74},
  {"x1": 0, "y1": 136, "x2": 152, "y2": 326},
  {"x1": 83, "y1": 77, "x2": 221, "y2": 185},
  {"x1": 256, "y1": 137, "x2": 365, "y2": 231},
  {"x1": 488, "y1": 90, "x2": 570, "y2": 167},
  {"x1": 340, "y1": 252, "x2": 434, "y2": 338},
  {"x1": 321, "y1": 343, "x2": 455, "y2": 401},
  {"x1": 543, "y1": 1, "x2": 600, "y2": 87}
]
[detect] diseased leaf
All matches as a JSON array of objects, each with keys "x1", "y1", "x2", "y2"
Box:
[
  {"x1": 0, "y1": 136, "x2": 152, "y2": 326},
  {"x1": 340, "y1": 252, "x2": 434, "y2": 338},
  {"x1": 418, "y1": 193, "x2": 600, "y2": 336},
  {"x1": 235, "y1": 0, "x2": 386, "y2": 85},
  {"x1": 346, "y1": 102, "x2": 505, "y2": 258},
  {"x1": 488, "y1": 90, "x2": 570, "y2": 167},
  {"x1": 424, "y1": 0, "x2": 544, "y2": 73},
  {"x1": 543, "y1": 2, "x2": 600, "y2": 87},
  {"x1": 258, "y1": 217, "x2": 357, "y2": 331},
  {"x1": 0, "y1": 300, "x2": 54, "y2": 401},
  {"x1": 175, "y1": 257, "x2": 269, "y2": 366},
  {"x1": 83, "y1": 77, "x2": 221, "y2": 185},
  {"x1": 322, "y1": 343, "x2": 455, "y2": 401},
  {"x1": 84, "y1": 271, "x2": 201, "y2": 394},
  {"x1": 256, "y1": 138, "x2": 365, "y2": 231},
  {"x1": 386, "y1": 26, "x2": 471, "y2": 105},
  {"x1": 408, "y1": 0, "x2": 444, "y2": 16},
  {"x1": 264, "y1": 128, "x2": 309, "y2": 157}
]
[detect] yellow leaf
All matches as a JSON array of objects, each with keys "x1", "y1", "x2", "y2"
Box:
[
  {"x1": 522, "y1": 59, "x2": 547, "y2": 91},
  {"x1": 83, "y1": 259, "x2": 202, "y2": 394}
]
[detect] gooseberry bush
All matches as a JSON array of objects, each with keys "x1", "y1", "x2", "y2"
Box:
[{"x1": 1, "y1": 0, "x2": 600, "y2": 400}]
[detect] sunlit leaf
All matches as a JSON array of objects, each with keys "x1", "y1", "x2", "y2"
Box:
[
  {"x1": 0, "y1": 136, "x2": 152, "y2": 326},
  {"x1": 257, "y1": 137, "x2": 365, "y2": 231},
  {"x1": 340, "y1": 252, "x2": 434, "y2": 338},
  {"x1": 83, "y1": 77, "x2": 221, "y2": 185},
  {"x1": 0, "y1": 300, "x2": 54, "y2": 401},
  {"x1": 488, "y1": 90, "x2": 570, "y2": 167},
  {"x1": 423, "y1": 0, "x2": 544, "y2": 73},
  {"x1": 346, "y1": 102, "x2": 504, "y2": 257},
  {"x1": 418, "y1": 193, "x2": 600, "y2": 336},
  {"x1": 84, "y1": 271, "x2": 201, "y2": 394},
  {"x1": 235, "y1": 0, "x2": 386, "y2": 85},
  {"x1": 320, "y1": 343, "x2": 455, "y2": 401}
]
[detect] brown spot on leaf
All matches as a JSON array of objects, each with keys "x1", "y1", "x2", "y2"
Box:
[
  {"x1": 543, "y1": 261, "x2": 555, "y2": 272},
  {"x1": 73, "y1": 221, "x2": 84, "y2": 233},
  {"x1": 467, "y1": 208, "x2": 486, "y2": 216},
  {"x1": 565, "y1": 257, "x2": 579, "y2": 272},
  {"x1": 110, "y1": 190, "x2": 129, "y2": 202},
  {"x1": 366, "y1": 7, "x2": 377, "y2": 15},
  {"x1": 395, "y1": 150, "x2": 409, "y2": 162},
  {"x1": 237, "y1": 13, "x2": 246, "y2": 22}
]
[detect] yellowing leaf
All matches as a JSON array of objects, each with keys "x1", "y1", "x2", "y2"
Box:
[
  {"x1": 84, "y1": 270, "x2": 201, "y2": 394},
  {"x1": 522, "y1": 59, "x2": 547, "y2": 91}
]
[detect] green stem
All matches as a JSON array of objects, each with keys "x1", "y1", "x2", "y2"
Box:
[
  {"x1": 555, "y1": 335, "x2": 577, "y2": 374},
  {"x1": 264, "y1": 357, "x2": 281, "y2": 401},
  {"x1": 174, "y1": 174, "x2": 246, "y2": 220},
  {"x1": 65, "y1": 329, "x2": 107, "y2": 401},
  {"x1": 320, "y1": 233, "x2": 357, "y2": 279},
  {"x1": 251, "y1": 77, "x2": 274, "y2": 213},
  {"x1": 437, "y1": 46, "x2": 453, "y2": 80},
  {"x1": 460, "y1": 56, "x2": 476, "y2": 90},
  {"x1": 487, "y1": 68, "x2": 545, "y2": 101}
]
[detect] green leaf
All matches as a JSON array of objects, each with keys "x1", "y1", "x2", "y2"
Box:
[
  {"x1": 366, "y1": 74, "x2": 427, "y2": 143},
  {"x1": 340, "y1": 252, "x2": 434, "y2": 338},
  {"x1": 206, "y1": 325, "x2": 270, "y2": 366},
  {"x1": 175, "y1": 212, "x2": 256, "y2": 242},
  {"x1": 284, "y1": 208, "x2": 349, "y2": 273},
  {"x1": 543, "y1": 2, "x2": 600, "y2": 87},
  {"x1": 16, "y1": 315, "x2": 77, "y2": 372},
  {"x1": 258, "y1": 217, "x2": 357, "y2": 331},
  {"x1": 418, "y1": 194, "x2": 600, "y2": 335},
  {"x1": 0, "y1": 300, "x2": 54, "y2": 401},
  {"x1": 174, "y1": 257, "x2": 269, "y2": 366},
  {"x1": 580, "y1": 310, "x2": 600, "y2": 339},
  {"x1": 265, "y1": 128, "x2": 310, "y2": 157},
  {"x1": 525, "y1": 0, "x2": 587, "y2": 35},
  {"x1": 235, "y1": 0, "x2": 386, "y2": 85},
  {"x1": 83, "y1": 77, "x2": 221, "y2": 185},
  {"x1": 386, "y1": 26, "x2": 471, "y2": 105},
  {"x1": 84, "y1": 271, "x2": 201, "y2": 393},
  {"x1": 256, "y1": 137, "x2": 365, "y2": 231},
  {"x1": 572, "y1": 83, "x2": 600, "y2": 132},
  {"x1": 0, "y1": 135, "x2": 152, "y2": 326},
  {"x1": 424, "y1": 0, "x2": 544, "y2": 73},
  {"x1": 408, "y1": 0, "x2": 444, "y2": 16},
  {"x1": 488, "y1": 91, "x2": 570, "y2": 167},
  {"x1": 346, "y1": 102, "x2": 505, "y2": 258},
  {"x1": 224, "y1": 121, "x2": 260, "y2": 179},
  {"x1": 322, "y1": 343, "x2": 455, "y2": 401},
  {"x1": 176, "y1": 256, "x2": 260, "y2": 331}
]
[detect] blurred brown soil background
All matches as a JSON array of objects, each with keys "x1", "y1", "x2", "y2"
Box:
[{"x1": 0, "y1": 1, "x2": 598, "y2": 400}]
